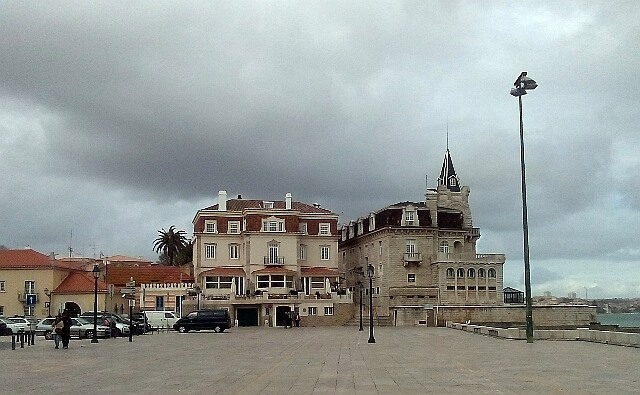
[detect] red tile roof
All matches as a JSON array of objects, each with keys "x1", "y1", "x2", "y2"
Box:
[
  {"x1": 106, "y1": 265, "x2": 193, "y2": 286},
  {"x1": 0, "y1": 249, "x2": 77, "y2": 270},
  {"x1": 301, "y1": 267, "x2": 341, "y2": 276},
  {"x1": 202, "y1": 199, "x2": 335, "y2": 214},
  {"x1": 201, "y1": 267, "x2": 246, "y2": 276},
  {"x1": 54, "y1": 271, "x2": 108, "y2": 294},
  {"x1": 252, "y1": 266, "x2": 297, "y2": 275},
  {"x1": 107, "y1": 255, "x2": 154, "y2": 265}
]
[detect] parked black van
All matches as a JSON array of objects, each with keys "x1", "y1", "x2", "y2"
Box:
[{"x1": 173, "y1": 310, "x2": 230, "y2": 333}]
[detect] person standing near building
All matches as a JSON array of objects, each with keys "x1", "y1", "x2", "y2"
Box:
[
  {"x1": 294, "y1": 311, "x2": 300, "y2": 328},
  {"x1": 61, "y1": 310, "x2": 72, "y2": 349}
]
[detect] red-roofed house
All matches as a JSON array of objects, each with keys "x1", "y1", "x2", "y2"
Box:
[
  {"x1": 189, "y1": 191, "x2": 352, "y2": 327},
  {"x1": 0, "y1": 249, "x2": 109, "y2": 317}
]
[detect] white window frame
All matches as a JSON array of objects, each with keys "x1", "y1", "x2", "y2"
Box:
[
  {"x1": 308, "y1": 306, "x2": 318, "y2": 316},
  {"x1": 262, "y1": 218, "x2": 285, "y2": 232},
  {"x1": 320, "y1": 246, "x2": 330, "y2": 260},
  {"x1": 0, "y1": 281, "x2": 5, "y2": 292},
  {"x1": 406, "y1": 239, "x2": 416, "y2": 254},
  {"x1": 299, "y1": 222, "x2": 308, "y2": 234},
  {"x1": 228, "y1": 221, "x2": 240, "y2": 234},
  {"x1": 407, "y1": 273, "x2": 416, "y2": 283},
  {"x1": 439, "y1": 241, "x2": 450, "y2": 254},
  {"x1": 263, "y1": 201, "x2": 274, "y2": 209},
  {"x1": 319, "y1": 223, "x2": 331, "y2": 236},
  {"x1": 204, "y1": 220, "x2": 217, "y2": 233},
  {"x1": 324, "y1": 306, "x2": 334, "y2": 316},
  {"x1": 24, "y1": 280, "x2": 35, "y2": 294},
  {"x1": 369, "y1": 214, "x2": 375, "y2": 231},
  {"x1": 229, "y1": 244, "x2": 239, "y2": 259},
  {"x1": 204, "y1": 243, "x2": 216, "y2": 259},
  {"x1": 0, "y1": 306, "x2": 4, "y2": 316},
  {"x1": 205, "y1": 276, "x2": 233, "y2": 289},
  {"x1": 405, "y1": 210, "x2": 415, "y2": 225},
  {"x1": 299, "y1": 244, "x2": 307, "y2": 260}
]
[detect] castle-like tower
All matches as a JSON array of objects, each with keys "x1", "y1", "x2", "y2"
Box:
[{"x1": 339, "y1": 148, "x2": 505, "y2": 326}]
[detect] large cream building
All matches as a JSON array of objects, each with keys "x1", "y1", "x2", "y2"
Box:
[
  {"x1": 339, "y1": 149, "x2": 506, "y2": 326},
  {"x1": 191, "y1": 191, "x2": 353, "y2": 327}
]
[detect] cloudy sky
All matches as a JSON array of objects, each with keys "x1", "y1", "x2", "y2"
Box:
[{"x1": 1, "y1": 2, "x2": 638, "y2": 299}]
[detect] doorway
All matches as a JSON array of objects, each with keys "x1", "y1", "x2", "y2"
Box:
[{"x1": 275, "y1": 305, "x2": 291, "y2": 327}]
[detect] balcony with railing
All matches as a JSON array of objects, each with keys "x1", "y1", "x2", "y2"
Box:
[
  {"x1": 263, "y1": 256, "x2": 285, "y2": 265},
  {"x1": 436, "y1": 252, "x2": 505, "y2": 264},
  {"x1": 403, "y1": 252, "x2": 422, "y2": 266}
]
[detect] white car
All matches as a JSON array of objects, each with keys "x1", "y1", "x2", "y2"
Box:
[{"x1": 5, "y1": 316, "x2": 34, "y2": 333}]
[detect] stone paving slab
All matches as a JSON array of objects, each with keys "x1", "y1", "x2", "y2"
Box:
[{"x1": 1, "y1": 327, "x2": 639, "y2": 394}]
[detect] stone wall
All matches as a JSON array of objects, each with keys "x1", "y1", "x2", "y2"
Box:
[
  {"x1": 302, "y1": 303, "x2": 354, "y2": 326},
  {"x1": 436, "y1": 305, "x2": 597, "y2": 328}
]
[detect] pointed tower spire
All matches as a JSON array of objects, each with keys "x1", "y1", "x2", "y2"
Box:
[{"x1": 438, "y1": 148, "x2": 461, "y2": 192}]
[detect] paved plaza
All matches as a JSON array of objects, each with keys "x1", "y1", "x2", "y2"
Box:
[{"x1": 1, "y1": 326, "x2": 639, "y2": 394}]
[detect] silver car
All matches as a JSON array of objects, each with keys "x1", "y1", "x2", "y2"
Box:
[
  {"x1": 38, "y1": 317, "x2": 111, "y2": 339},
  {"x1": 5, "y1": 316, "x2": 34, "y2": 332}
]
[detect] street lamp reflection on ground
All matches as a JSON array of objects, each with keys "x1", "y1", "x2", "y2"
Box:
[
  {"x1": 91, "y1": 264, "x2": 101, "y2": 344},
  {"x1": 367, "y1": 264, "x2": 375, "y2": 344},
  {"x1": 510, "y1": 71, "x2": 537, "y2": 343}
]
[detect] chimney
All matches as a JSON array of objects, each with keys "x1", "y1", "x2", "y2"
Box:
[
  {"x1": 218, "y1": 190, "x2": 227, "y2": 211},
  {"x1": 285, "y1": 193, "x2": 292, "y2": 210}
]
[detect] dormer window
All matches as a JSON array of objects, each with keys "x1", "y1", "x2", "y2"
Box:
[
  {"x1": 405, "y1": 210, "x2": 415, "y2": 225},
  {"x1": 369, "y1": 214, "x2": 375, "y2": 231},
  {"x1": 262, "y1": 217, "x2": 284, "y2": 232},
  {"x1": 319, "y1": 223, "x2": 331, "y2": 236},
  {"x1": 204, "y1": 220, "x2": 217, "y2": 233},
  {"x1": 263, "y1": 201, "x2": 274, "y2": 209}
]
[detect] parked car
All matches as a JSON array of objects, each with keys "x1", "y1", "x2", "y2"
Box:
[
  {"x1": 117, "y1": 314, "x2": 147, "y2": 335},
  {"x1": 38, "y1": 317, "x2": 111, "y2": 339},
  {"x1": 79, "y1": 312, "x2": 118, "y2": 337},
  {"x1": 144, "y1": 311, "x2": 179, "y2": 330},
  {"x1": 173, "y1": 309, "x2": 230, "y2": 333},
  {"x1": 106, "y1": 314, "x2": 131, "y2": 336},
  {"x1": 6, "y1": 316, "x2": 35, "y2": 332},
  {"x1": 130, "y1": 312, "x2": 152, "y2": 333}
]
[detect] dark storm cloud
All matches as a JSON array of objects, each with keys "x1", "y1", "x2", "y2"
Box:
[{"x1": 1, "y1": 2, "x2": 639, "y2": 297}]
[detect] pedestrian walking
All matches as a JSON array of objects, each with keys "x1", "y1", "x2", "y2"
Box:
[
  {"x1": 52, "y1": 314, "x2": 64, "y2": 349},
  {"x1": 61, "y1": 310, "x2": 72, "y2": 349},
  {"x1": 294, "y1": 312, "x2": 300, "y2": 328}
]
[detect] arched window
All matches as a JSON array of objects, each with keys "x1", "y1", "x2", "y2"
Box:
[
  {"x1": 457, "y1": 268, "x2": 465, "y2": 278},
  {"x1": 467, "y1": 268, "x2": 475, "y2": 278},
  {"x1": 439, "y1": 241, "x2": 449, "y2": 253},
  {"x1": 478, "y1": 268, "x2": 485, "y2": 278},
  {"x1": 488, "y1": 268, "x2": 496, "y2": 278},
  {"x1": 446, "y1": 268, "x2": 455, "y2": 278}
]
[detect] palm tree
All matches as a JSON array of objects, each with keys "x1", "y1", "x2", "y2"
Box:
[{"x1": 153, "y1": 226, "x2": 187, "y2": 266}]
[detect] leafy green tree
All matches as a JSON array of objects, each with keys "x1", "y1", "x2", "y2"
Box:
[{"x1": 153, "y1": 226, "x2": 187, "y2": 266}]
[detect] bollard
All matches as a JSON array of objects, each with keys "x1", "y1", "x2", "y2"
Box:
[
  {"x1": 12, "y1": 334, "x2": 16, "y2": 350},
  {"x1": 20, "y1": 333, "x2": 25, "y2": 348},
  {"x1": 30, "y1": 331, "x2": 35, "y2": 346}
]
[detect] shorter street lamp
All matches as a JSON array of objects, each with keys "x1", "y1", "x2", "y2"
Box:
[
  {"x1": 91, "y1": 264, "x2": 100, "y2": 344},
  {"x1": 357, "y1": 281, "x2": 363, "y2": 331},
  {"x1": 44, "y1": 288, "x2": 52, "y2": 317},
  {"x1": 367, "y1": 264, "x2": 375, "y2": 344}
]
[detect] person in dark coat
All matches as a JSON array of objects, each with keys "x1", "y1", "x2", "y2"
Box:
[
  {"x1": 294, "y1": 312, "x2": 301, "y2": 328},
  {"x1": 61, "y1": 310, "x2": 72, "y2": 349}
]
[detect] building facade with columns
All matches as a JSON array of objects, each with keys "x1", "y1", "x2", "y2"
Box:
[
  {"x1": 190, "y1": 191, "x2": 353, "y2": 327},
  {"x1": 339, "y1": 148, "x2": 506, "y2": 326}
]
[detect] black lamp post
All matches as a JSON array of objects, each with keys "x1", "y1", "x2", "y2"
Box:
[
  {"x1": 367, "y1": 264, "x2": 375, "y2": 344},
  {"x1": 358, "y1": 281, "x2": 363, "y2": 331},
  {"x1": 511, "y1": 71, "x2": 538, "y2": 343},
  {"x1": 44, "y1": 288, "x2": 52, "y2": 317},
  {"x1": 91, "y1": 264, "x2": 100, "y2": 344}
]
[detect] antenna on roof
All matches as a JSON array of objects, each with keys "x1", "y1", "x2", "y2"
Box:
[{"x1": 68, "y1": 229, "x2": 73, "y2": 258}]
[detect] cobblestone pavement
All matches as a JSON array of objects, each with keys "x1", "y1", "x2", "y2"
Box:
[{"x1": 1, "y1": 326, "x2": 639, "y2": 394}]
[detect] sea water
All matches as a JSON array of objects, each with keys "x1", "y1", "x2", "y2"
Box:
[{"x1": 597, "y1": 313, "x2": 640, "y2": 328}]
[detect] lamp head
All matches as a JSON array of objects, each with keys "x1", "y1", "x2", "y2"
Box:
[
  {"x1": 92, "y1": 264, "x2": 101, "y2": 279},
  {"x1": 521, "y1": 75, "x2": 537, "y2": 90},
  {"x1": 367, "y1": 264, "x2": 375, "y2": 278}
]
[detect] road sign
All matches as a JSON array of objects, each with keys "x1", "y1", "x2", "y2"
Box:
[
  {"x1": 26, "y1": 294, "x2": 37, "y2": 305},
  {"x1": 121, "y1": 287, "x2": 135, "y2": 294}
]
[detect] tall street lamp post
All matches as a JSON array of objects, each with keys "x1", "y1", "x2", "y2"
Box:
[
  {"x1": 510, "y1": 71, "x2": 538, "y2": 343},
  {"x1": 91, "y1": 264, "x2": 101, "y2": 344},
  {"x1": 367, "y1": 264, "x2": 375, "y2": 344},
  {"x1": 358, "y1": 281, "x2": 363, "y2": 331}
]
